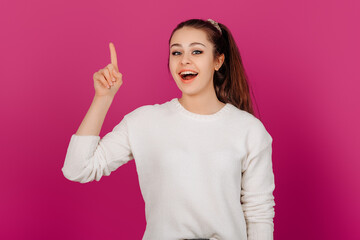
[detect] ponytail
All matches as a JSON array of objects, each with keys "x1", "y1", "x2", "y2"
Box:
[{"x1": 215, "y1": 23, "x2": 256, "y2": 115}]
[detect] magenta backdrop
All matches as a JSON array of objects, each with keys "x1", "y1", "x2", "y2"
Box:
[{"x1": 1, "y1": 0, "x2": 359, "y2": 239}]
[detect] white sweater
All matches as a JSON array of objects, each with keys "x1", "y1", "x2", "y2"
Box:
[{"x1": 62, "y1": 98, "x2": 275, "y2": 240}]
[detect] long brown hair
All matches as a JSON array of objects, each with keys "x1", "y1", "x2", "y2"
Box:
[{"x1": 168, "y1": 19, "x2": 258, "y2": 116}]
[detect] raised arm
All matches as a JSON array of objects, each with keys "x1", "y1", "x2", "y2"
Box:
[
  {"x1": 76, "y1": 42, "x2": 123, "y2": 136},
  {"x1": 62, "y1": 42, "x2": 133, "y2": 183}
]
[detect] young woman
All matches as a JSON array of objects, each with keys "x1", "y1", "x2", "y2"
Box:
[{"x1": 62, "y1": 19, "x2": 275, "y2": 240}]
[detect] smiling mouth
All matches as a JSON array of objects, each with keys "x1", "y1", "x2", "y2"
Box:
[{"x1": 179, "y1": 71, "x2": 198, "y2": 80}]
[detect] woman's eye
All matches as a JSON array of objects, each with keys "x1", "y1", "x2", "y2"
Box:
[{"x1": 171, "y1": 50, "x2": 202, "y2": 56}]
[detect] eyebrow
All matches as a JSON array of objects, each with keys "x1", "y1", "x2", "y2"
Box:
[{"x1": 170, "y1": 42, "x2": 206, "y2": 48}]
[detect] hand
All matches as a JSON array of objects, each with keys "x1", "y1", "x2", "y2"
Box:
[{"x1": 93, "y1": 42, "x2": 123, "y2": 98}]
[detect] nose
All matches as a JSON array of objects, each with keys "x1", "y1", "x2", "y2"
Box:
[{"x1": 180, "y1": 52, "x2": 191, "y2": 65}]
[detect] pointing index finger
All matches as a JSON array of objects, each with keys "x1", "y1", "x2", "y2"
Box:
[{"x1": 109, "y1": 42, "x2": 118, "y2": 70}]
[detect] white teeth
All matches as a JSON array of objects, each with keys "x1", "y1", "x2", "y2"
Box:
[{"x1": 180, "y1": 71, "x2": 198, "y2": 75}]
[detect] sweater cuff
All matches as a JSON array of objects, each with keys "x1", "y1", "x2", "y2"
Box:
[{"x1": 247, "y1": 222, "x2": 273, "y2": 240}]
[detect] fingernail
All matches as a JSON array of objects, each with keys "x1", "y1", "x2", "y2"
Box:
[{"x1": 112, "y1": 78, "x2": 116, "y2": 82}]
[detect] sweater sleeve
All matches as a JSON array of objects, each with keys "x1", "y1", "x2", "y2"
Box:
[
  {"x1": 61, "y1": 115, "x2": 134, "y2": 183},
  {"x1": 241, "y1": 120, "x2": 275, "y2": 240}
]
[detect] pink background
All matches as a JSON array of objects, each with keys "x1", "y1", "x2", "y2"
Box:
[{"x1": 1, "y1": 0, "x2": 359, "y2": 239}]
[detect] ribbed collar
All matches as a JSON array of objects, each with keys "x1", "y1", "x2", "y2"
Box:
[{"x1": 170, "y1": 98, "x2": 231, "y2": 121}]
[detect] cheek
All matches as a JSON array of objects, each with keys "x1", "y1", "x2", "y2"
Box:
[
  {"x1": 169, "y1": 59, "x2": 178, "y2": 76},
  {"x1": 199, "y1": 60, "x2": 215, "y2": 74}
]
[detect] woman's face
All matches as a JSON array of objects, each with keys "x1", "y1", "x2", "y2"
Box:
[{"x1": 169, "y1": 27, "x2": 223, "y2": 97}]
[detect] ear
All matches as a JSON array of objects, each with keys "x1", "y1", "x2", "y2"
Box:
[{"x1": 215, "y1": 53, "x2": 225, "y2": 71}]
